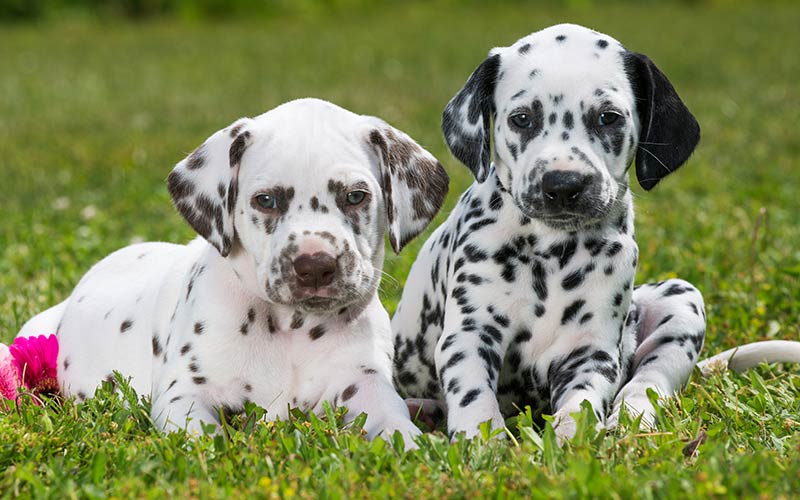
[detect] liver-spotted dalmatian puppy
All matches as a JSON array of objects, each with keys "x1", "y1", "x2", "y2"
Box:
[
  {"x1": 18, "y1": 98, "x2": 449, "y2": 447},
  {"x1": 391, "y1": 24, "x2": 800, "y2": 441}
]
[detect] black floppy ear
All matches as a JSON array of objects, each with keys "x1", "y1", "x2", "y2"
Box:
[
  {"x1": 167, "y1": 117, "x2": 255, "y2": 256},
  {"x1": 441, "y1": 53, "x2": 501, "y2": 182},
  {"x1": 366, "y1": 119, "x2": 449, "y2": 254},
  {"x1": 624, "y1": 51, "x2": 700, "y2": 191}
]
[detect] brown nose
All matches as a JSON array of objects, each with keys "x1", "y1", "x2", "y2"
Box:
[{"x1": 293, "y1": 252, "x2": 337, "y2": 288}]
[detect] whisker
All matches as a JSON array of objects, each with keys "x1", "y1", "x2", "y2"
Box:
[{"x1": 637, "y1": 145, "x2": 671, "y2": 174}]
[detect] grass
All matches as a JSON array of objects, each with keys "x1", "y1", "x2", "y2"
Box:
[{"x1": 1, "y1": 1, "x2": 799, "y2": 497}]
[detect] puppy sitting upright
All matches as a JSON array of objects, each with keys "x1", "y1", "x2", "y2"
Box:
[
  {"x1": 19, "y1": 98, "x2": 448, "y2": 445},
  {"x1": 391, "y1": 24, "x2": 707, "y2": 440}
]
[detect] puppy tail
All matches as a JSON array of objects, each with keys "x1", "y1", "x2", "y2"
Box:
[{"x1": 696, "y1": 340, "x2": 800, "y2": 377}]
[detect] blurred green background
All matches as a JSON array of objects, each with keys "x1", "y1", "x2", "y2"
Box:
[{"x1": 1, "y1": 0, "x2": 798, "y2": 355}]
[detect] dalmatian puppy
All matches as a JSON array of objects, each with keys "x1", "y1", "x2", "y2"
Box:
[
  {"x1": 395, "y1": 24, "x2": 800, "y2": 441},
  {"x1": 18, "y1": 98, "x2": 449, "y2": 446},
  {"x1": 391, "y1": 23, "x2": 705, "y2": 441}
]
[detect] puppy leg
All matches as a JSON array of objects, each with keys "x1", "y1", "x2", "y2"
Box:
[
  {"x1": 151, "y1": 382, "x2": 219, "y2": 435},
  {"x1": 548, "y1": 335, "x2": 624, "y2": 443},
  {"x1": 315, "y1": 371, "x2": 422, "y2": 450},
  {"x1": 435, "y1": 304, "x2": 510, "y2": 439},
  {"x1": 610, "y1": 279, "x2": 706, "y2": 428}
]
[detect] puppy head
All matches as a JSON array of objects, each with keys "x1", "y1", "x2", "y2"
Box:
[
  {"x1": 168, "y1": 98, "x2": 448, "y2": 313},
  {"x1": 442, "y1": 23, "x2": 700, "y2": 229}
]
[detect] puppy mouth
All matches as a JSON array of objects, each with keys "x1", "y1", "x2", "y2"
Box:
[
  {"x1": 515, "y1": 194, "x2": 612, "y2": 229},
  {"x1": 295, "y1": 295, "x2": 341, "y2": 312}
]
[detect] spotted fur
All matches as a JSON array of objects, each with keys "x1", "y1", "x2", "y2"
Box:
[{"x1": 392, "y1": 24, "x2": 707, "y2": 441}]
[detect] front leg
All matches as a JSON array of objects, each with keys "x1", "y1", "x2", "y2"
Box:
[
  {"x1": 313, "y1": 367, "x2": 421, "y2": 450},
  {"x1": 547, "y1": 340, "x2": 623, "y2": 443},
  {"x1": 151, "y1": 379, "x2": 219, "y2": 435},
  {"x1": 435, "y1": 296, "x2": 510, "y2": 439}
]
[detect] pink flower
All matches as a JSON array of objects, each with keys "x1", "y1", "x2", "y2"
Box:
[
  {"x1": 0, "y1": 343, "x2": 21, "y2": 401},
  {"x1": 9, "y1": 334, "x2": 60, "y2": 398}
]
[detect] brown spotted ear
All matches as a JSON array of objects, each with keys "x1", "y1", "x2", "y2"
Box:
[
  {"x1": 441, "y1": 53, "x2": 501, "y2": 182},
  {"x1": 366, "y1": 120, "x2": 449, "y2": 253},
  {"x1": 167, "y1": 117, "x2": 255, "y2": 256}
]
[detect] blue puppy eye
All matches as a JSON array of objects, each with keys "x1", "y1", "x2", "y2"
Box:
[
  {"x1": 346, "y1": 190, "x2": 367, "y2": 206},
  {"x1": 254, "y1": 193, "x2": 277, "y2": 210},
  {"x1": 598, "y1": 112, "x2": 620, "y2": 126},
  {"x1": 509, "y1": 113, "x2": 533, "y2": 129}
]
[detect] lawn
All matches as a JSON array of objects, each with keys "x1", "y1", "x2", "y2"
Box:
[{"x1": 1, "y1": 1, "x2": 799, "y2": 497}]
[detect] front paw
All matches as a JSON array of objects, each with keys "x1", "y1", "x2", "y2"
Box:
[
  {"x1": 448, "y1": 403, "x2": 506, "y2": 441},
  {"x1": 378, "y1": 417, "x2": 423, "y2": 451},
  {"x1": 608, "y1": 391, "x2": 657, "y2": 430},
  {"x1": 552, "y1": 412, "x2": 578, "y2": 445},
  {"x1": 551, "y1": 408, "x2": 606, "y2": 445}
]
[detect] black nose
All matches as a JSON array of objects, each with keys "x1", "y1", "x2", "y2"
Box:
[
  {"x1": 293, "y1": 252, "x2": 337, "y2": 288},
  {"x1": 541, "y1": 170, "x2": 592, "y2": 208}
]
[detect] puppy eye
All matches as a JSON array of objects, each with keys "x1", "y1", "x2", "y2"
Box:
[
  {"x1": 509, "y1": 113, "x2": 533, "y2": 129},
  {"x1": 254, "y1": 193, "x2": 277, "y2": 210},
  {"x1": 346, "y1": 190, "x2": 368, "y2": 206},
  {"x1": 597, "y1": 112, "x2": 621, "y2": 126}
]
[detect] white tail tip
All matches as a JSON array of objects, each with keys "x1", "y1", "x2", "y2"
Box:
[{"x1": 697, "y1": 340, "x2": 800, "y2": 377}]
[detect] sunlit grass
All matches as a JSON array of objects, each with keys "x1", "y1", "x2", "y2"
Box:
[{"x1": 1, "y1": 1, "x2": 798, "y2": 496}]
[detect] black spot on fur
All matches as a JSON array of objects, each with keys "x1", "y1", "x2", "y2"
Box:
[
  {"x1": 606, "y1": 241, "x2": 623, "y2": 257},
  {"x1": 120, "y1": 320, "x2": 133, "y2": 333},
  {"x1": 657, "y1": 314, "x2": 674, "y2": 327},
  {"x1": 663, "y1": 283, "x2": 694, "y2": 297},
  {"x1": 561, "y1": 299, "x2": 586, "y2": 325},
  {"x1": 563, "y1": 111, "x2": 574, "y2": 130},
  {"x1": 464, "y1": 244, "x2": 488, "y2": 262},
  {"x1": 459, "y1": 388, "x2": 482, "y2": 407}
]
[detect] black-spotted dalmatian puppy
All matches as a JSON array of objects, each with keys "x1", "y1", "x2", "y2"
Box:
[
  {"x1": 391, "y1": 24, "x2": 710, "y2": 441},
  {"x1": 18, "y1": 98, "x2": 449, "y2": 447}
]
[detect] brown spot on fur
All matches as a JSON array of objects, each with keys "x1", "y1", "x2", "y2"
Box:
[
  {"x1": 229, "y1": 130, "x2": 251, "y2": 167},
  {"x1": 186, "y1": 145, "x2": 206, "y2": 170},
  {"x1": 267, "y1": 313, "x2": 278, "y2": 334},
  {"x1": 341, "y1": 384, "x2": 359, "y2": 402},
  {"x1": 167, "y1": 170, "x2": 195, "y2": 200},
  {"x1": 290, "y1": 311, "x2": 305, "y2": 329},
  {"x1": 309, "y1": 324, "x2": 326, "y2": 340},
  {"x1": 152, "y1": 336, "x2": 163, "y2": 357}
]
